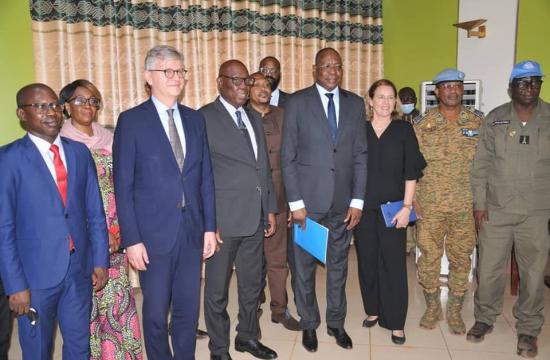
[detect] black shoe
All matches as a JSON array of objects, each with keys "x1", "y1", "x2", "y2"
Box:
[
  {"x1": 391, "y1": 331, "x2": 406, "y2": 345},
  {"x1": 362, "y1": 317, "x2": 378, "y2": 328},
  {"x1": 302, "y1": 329, "x2": 318, "y2": 352},
  {"x1": 466, "y1": 321, "x2": 493, "y2": 343},
  {"x1": 235, "y1": 339, "x2": 277, "y2": 359},
  {"x1": 327, "y1": 327, "x2": 353, "y2": 349},
  {"x1": 210, "y1": 353, "x2": 232, "y2": 360},
  {"x1": 196, "y1": 328, "x2": 208, "y2": 339},
  {"x1": 517, "y1": 334, "x2": 538, "y2": 358}
]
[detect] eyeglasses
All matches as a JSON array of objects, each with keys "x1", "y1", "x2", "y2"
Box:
[
  {"x1": 149, "y1": 68, "x2": 188, "y2": 79},
  {"x1": 437, "y1": 82, "x2": 463, "y2": 90},
  {"x1": 68, "y1": 96, "x2": 101, "y2": 107},
  {"x1": 514, "y1": 79, "x2": 543, "y2": 90},
  {"x1": 220, "y1": 75, "x2": 255, "y2": 86},
  {"x1": 19, "y1": 102, "x2": 63, "y2": 113},
  {"x1": 260, "y1": 67, "x2": 280, "y2": 76},
  {"x1": 316, "y1": 63, "x2": 343, "y2": 71}
]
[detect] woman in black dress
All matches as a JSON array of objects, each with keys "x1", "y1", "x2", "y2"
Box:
[{"x1": 354, "y1": 79, "x2": 426, "y2": 344}]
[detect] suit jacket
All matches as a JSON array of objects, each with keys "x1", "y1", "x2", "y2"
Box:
[
  {"x1": 277, "y1": 90, "x2": 289, "y2": 108},
  {"x1": 248, "y1": 105, "x2": 287, "y2": 212},
  {"x1": 113, "y1": 99, "x2": 216, "y2": 254},
  {"x1": 0, "y1": 135, "x2": 109, "y2": 295},
  {"x1": 200, "y1": 97, "x2": 277, "y2": 237},
  {"x1": 281, "y1": 84, "x2": 368, "y2": 214}
]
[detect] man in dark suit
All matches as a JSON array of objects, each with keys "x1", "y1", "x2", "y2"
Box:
[
  {"x1": 0, "y1": 83, "x2": 109, "y2": 359},
  {"x1": 113, "y1": 45, "x2": 217, "y2": 360},
  {"x1": 281, "y1": 47, "x2": 368, "y2": 352},
  {"x1": 259, "y1": 56, "x2": 288, "y2": 108},
  {"x1": 201, "y1": 60, "x2": 278, "y2": 360},
  {"x1": 0, "y1": 277, "x2": 11, "y2": 360}
]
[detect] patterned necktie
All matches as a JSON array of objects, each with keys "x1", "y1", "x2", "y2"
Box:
[
  {"x1": 325, "y1": 93, "x2": 338, "y2": 142},
  {"x1": 50, "y1": 144, "x2": 75, "y2": 252},
  {"x1": 236, "y1": 110, "x2": 255, "y2": 157},
  {"x1": 167, "y1": 109, "x2": 185, "y2": 171},
  {"x1": 167, "y1": 109, "x2": 186, "y2": 207}
]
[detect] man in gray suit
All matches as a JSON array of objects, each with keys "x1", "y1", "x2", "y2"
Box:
[
  {"x1": 281, "y1": 47, "x2": 367, "y2": 352},
  {"x1": 201, "y1": 60, "x2": 278, "y2": 360}
]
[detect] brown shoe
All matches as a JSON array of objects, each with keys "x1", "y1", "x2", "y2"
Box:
[
  {"x1": 517, "y1": 334, "x2": 537, "y2": 358},
  {"x1": 544, "y1": 275, "x2": 550, "y2": 289},
  {"x1": 272, "y1": 310, "x2": 301, "y2": 331},
  {"x1": 466, "y1": 322, "x2": 493, "y2": 343}
]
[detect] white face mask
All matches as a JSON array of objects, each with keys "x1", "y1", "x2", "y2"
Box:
[{"x1": 400, "y1": 103, "x2": 415, "y2": 115}]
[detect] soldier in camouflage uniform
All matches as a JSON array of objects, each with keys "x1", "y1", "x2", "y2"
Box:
[{"x1": 414, "y1": 69, "x2": 483, "y2": 335}]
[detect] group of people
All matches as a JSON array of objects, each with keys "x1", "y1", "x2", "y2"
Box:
[{"x1": 0, "y1": 43, "x2": 548, "y2": 360}]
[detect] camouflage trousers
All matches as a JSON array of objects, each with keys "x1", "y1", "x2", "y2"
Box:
[{"x1": 417, "y1": 209, "x2": 475, "y2": 295}]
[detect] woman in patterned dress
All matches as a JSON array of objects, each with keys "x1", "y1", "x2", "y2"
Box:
[{"x1": 59, "y1": 79, "x2": 143, "y2": 360}]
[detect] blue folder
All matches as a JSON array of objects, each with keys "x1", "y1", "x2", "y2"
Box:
[
  {"x1": 293, "y1": 218, "x2": 328, "y2": 264},
  {"x1": 380, "y1": 200, "x2": 418, "y2": 228}
]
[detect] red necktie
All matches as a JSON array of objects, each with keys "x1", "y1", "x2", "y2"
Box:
[{"x1": 50, "y1": 144, "x2": 75, "y2": 252}]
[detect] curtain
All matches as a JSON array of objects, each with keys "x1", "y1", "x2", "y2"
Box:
[{"x1": 31, "y1": 0, "x2": 383, "y2": 126}]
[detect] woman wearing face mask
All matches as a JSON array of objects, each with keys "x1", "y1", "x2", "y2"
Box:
[
  {"x1": 354, "y1": 79, "x2": 426, "y2": 345},
  {"x1": 59, "y1": 79, "x2": 143, "y2": 360}
]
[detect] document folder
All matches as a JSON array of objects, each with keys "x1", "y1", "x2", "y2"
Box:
[
  {"x1": 380, "y1": 200, "x2": 417, "y2": 228},
  {"x1": 293, "y1": 218, "x2": 328, "y2": 264}
]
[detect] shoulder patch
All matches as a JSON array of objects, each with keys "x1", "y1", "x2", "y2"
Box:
[
  {"x1": 492, "y1": 120, "x2": 511, "y2": 126},
  {"x1": 473, "y1": 109, "x2": 484, "y2": 118}
]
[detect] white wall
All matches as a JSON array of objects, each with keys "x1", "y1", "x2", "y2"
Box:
[{"x1": 457, "y1": 0, "x2": 518, "y2": 113}]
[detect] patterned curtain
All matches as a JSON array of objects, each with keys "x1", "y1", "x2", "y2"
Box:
[{"x1": 31, "y1": 0, "x2": 383, "y2": 126}]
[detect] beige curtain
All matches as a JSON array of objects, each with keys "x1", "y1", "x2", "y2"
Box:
[{"x1": 31, "y1": 0, "x2": 383, "y2": 127}]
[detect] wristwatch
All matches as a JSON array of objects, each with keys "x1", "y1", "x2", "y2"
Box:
[{"x1": 402, "y1": 203, "x2": 413, "y2": 210}]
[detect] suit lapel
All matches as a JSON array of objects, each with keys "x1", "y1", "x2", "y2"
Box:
[
  {"x1": 214, "y1": 98, "x2": 256, "y2": 163},
  {"x1": 143, "y1": 99, "x2": 182, "y2": 172},
  {"x1": 62, "y1": 138, "x2": 77, "y2": 210},
  {"x1": 179, "y1": 104, "x2": 193, "y2": 174},
  {"x1": 336, "y1": 89, "x2": 349, "y2": 144},
  {"x1": 306, "y1": 85, "x2": 333, "y2": 141},
  {"x1": 22, "y1": 135, "x2": 65, "y2": 208}
]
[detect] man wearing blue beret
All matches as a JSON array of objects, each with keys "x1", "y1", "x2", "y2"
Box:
[
  {"x1": 468, "y1": 60, "x2": 550, "y2": 358},
  {"x1": 414, "y1": 68, "x2": 483, "y2": 335}
]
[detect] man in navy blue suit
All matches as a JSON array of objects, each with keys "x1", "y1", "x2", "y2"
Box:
[
  {"x1": 0, "y1": 83, "x2": 109, "y2": 359},
  {"x1": 113, "y1": 45, "x2": 217, "y2": 360}
]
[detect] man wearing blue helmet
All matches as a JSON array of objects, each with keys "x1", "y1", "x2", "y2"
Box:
[
  {"x1": 414, "y1": 68, "x2": 483, "y2": 335},
  {"x1": 469, "y1": 61, "x2": 550, "y2": 358}
]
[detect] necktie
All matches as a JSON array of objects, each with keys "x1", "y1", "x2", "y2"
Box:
[
  {"x1": 167, "y1": 109, "x2": 186, "y2": 207},
  {"x1": 50, "y1": 144, "x2": 75, "y2": 252},
  {"x1": 236, "y1": 110, "x2": 255, "y2": 157},
  {"x1": 325, "y1": 93, "x2": 338, "y2": 142},
  {"x1": 167, "y1": 109, "x2": 185, "y2": 171}
]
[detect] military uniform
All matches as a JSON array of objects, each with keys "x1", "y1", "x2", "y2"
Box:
[
  {"x1": 415, "y1": 106, "x2": 482, "y2": 295},
  {"x1": 471, "y1": 99, "x2": 550, "y2": 337}
]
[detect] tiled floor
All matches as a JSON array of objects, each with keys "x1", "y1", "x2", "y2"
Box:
[{"x1": 8, "y1": 247, "x2": 550, "y2": 359}]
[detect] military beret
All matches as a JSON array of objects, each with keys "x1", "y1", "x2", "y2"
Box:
[
  {"x1": 433, "y1": 68, "x2": 465, "y2": 85},
  {"x1": 509, "y1": 60, "x2": 544, "y2": 82}
]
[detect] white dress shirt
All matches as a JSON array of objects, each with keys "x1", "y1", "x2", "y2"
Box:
[
  {"x1": 151, "y1": 96, "x2": 186, "y2": 157},
  {"x1": 28, "y1": 133, "x2": 67, "y2": 181},
  {"x1": 270, "y1": 88, "x2": 280, "y2": 107},
  {"x1": 219, "y1": 95, "x2": 258, "y2": 160}
]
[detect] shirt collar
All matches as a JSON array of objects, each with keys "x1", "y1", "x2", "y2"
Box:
[
  {"x1": 219, "y1": 95, "x2": 244, "y2": 115},
  {"x1": 28, "y1": 132, "x2": 62, "y2": 154},
  {"x1": 315, "y1": 83, "x2": 340, "y2": 98}
]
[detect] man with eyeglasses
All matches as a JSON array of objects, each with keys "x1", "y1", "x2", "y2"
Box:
[
  {"x1": 281, "y1": 47, "x2": 367, "y2": 352},
  {"x1": 113, "y1": 45, "x2": 217, "y2": 359},
  {"x1": 259, "y1": 56, "x2": 288, "y2": 108},
  {"x1": 200, "y1": 60, "x2": 278, "y2": 360},
  {"x1": 413, "y1": 68, "x2": 483, "y2": 336},
  {"x1": 468, "y1": 61, "x2": 550, "y2": 358},
  {"x1": 0, "y1": 83, "x2": 109, "y2": 358}
]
